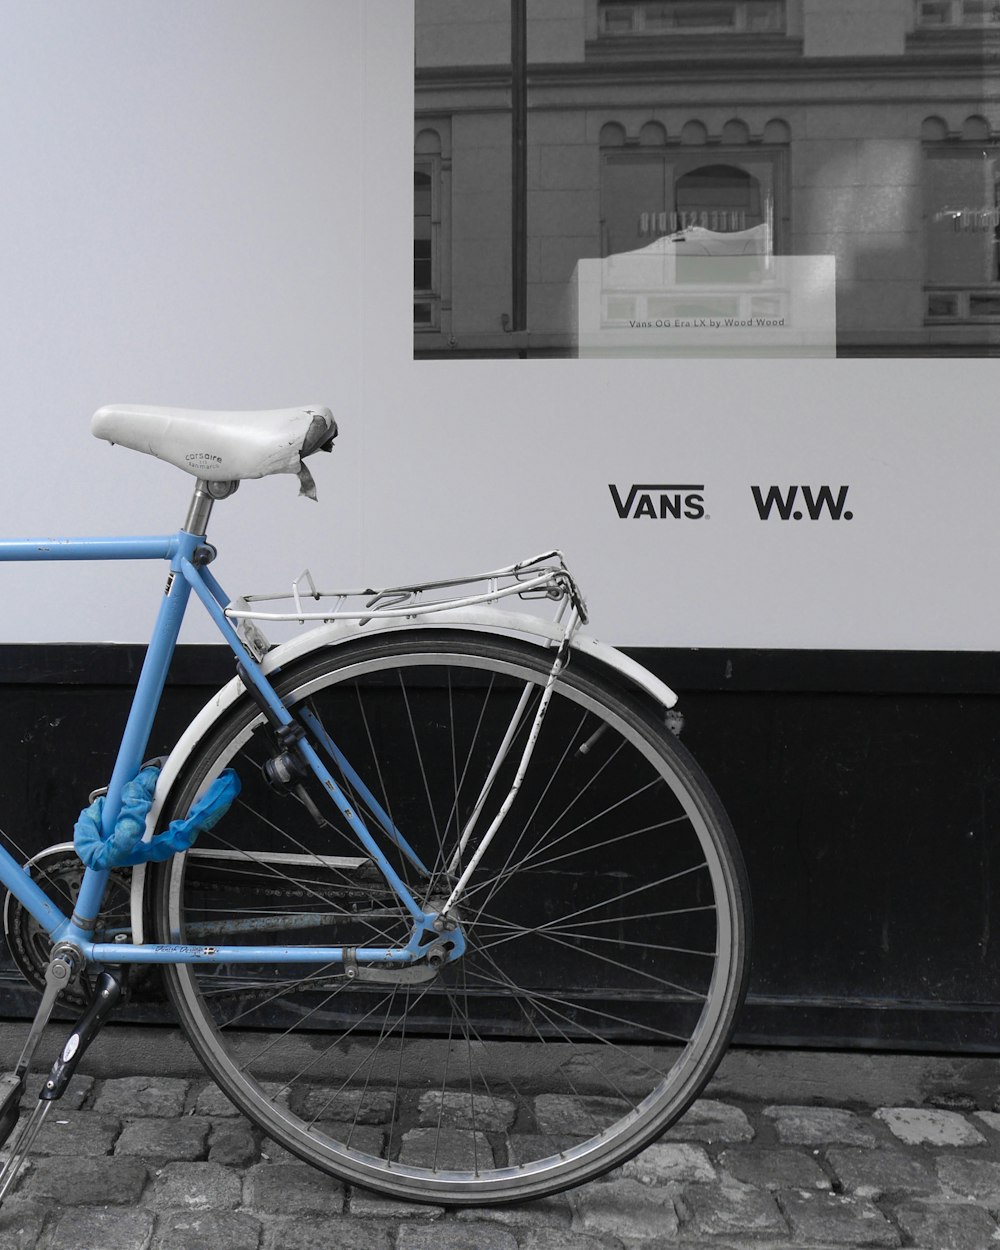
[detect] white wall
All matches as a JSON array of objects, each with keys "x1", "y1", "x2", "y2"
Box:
[
  {"x1": 0, "y1": 2, "x2": 995, "y2": 651},
  {"x1": 0, "y1": 0, "x2": 364, "y2": 641}
]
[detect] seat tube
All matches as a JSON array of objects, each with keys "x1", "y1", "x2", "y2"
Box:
[{"x1": 68, "y1": 540, "x2": 197, "y2": 935}]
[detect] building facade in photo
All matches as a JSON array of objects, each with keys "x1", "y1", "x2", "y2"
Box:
[{"x1": 415, "y1": 0, "x2": 1000, "y2": 357}]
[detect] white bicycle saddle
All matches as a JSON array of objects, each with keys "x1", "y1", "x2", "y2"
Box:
[{"x1": 91, "y1": 404, "x2": 337, "y2": 498}]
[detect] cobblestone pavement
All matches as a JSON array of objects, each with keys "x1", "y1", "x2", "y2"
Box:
[{"x1": 0, "y1": 1050, "x2": 998, "y2": 1249}]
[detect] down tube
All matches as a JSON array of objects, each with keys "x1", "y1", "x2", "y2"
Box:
[
  {"x1": 0, "y1": 533, "x2": 186, "y2": 941},
  {"x1": 67, "y1": 553, "x2": 196, "y2": 938}
]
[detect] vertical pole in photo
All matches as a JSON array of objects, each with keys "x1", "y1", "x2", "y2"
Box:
[{"x1": 511, "y1": 0, "x2": 528, "y2": 351}]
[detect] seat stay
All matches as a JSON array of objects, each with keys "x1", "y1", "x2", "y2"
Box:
[
  {"x1": 297, "y1": 705, "x2": 432, "y2": 878},
  {"x1": 179, "y1": 557, "x2": 429, "y2": 928}
]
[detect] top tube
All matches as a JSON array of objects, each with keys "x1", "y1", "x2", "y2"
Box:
[{"x1": 0, "y1": 536, "x2": 180, "y2": 562}]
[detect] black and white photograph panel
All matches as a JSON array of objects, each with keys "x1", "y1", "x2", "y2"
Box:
[{"x1": 414, "y1": 0, "x2": 1000, "y2": 359}]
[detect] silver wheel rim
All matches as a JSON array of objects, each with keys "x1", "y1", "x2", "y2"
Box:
[{"x1": 161, "y1": 640, "x2": 744, "y2": 1200}]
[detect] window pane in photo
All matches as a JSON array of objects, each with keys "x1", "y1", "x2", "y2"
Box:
[
  {"x1": 414, "y1": 168, "x2": 433, "y2": 297},
  {"x1": 969, "y1": 292, "x2": 1000, "y2": 315},
  {"x1": 746, "y1": 0, "x2": 784, "y2": 29},
  {"x1": 643, "y1": 4, "x2": 678, "y2": 29},
  {"x1": 924, "y1": 149, "x2": 1000, "y2": 287},
  {"x1": 671, "y1": 3, "x2": 739, "y2": 28},
  {"x1": 601, "y1": 4, "x2": 638, "y2": 32},
  {"x1": 675, "y1": 164, "x2": 763, "y2": 231},
  {"x1": 927, "y1": 291, "x2": 960, "y2": 317},
  {"x1": 414, "y1": 242, "x2": 432, "y2": 291},
  {"x1": 962, "y1": 0, "x2": 1000, "y2": 24},
  {"x1": 917, "y1": 0, "x2": 952, "y2": 22}
]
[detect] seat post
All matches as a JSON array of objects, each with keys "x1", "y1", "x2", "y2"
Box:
[
  {"x1": 182, "y1": 479, "x2": 238, "y2": 537},
  {"x1": 183, "y1": 482, "x2": 215, "y2": 537}
]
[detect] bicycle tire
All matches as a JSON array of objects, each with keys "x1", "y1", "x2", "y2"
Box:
[{"x1": 153, "y1": 630, "x2": 750, "y2": 1204}]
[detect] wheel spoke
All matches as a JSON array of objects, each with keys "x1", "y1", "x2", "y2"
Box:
[{"x1": 157, "y1": 634, "x2": 747, "y2": 1203}]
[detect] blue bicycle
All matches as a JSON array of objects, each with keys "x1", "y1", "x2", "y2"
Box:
[{"x1": 0, "y1": 404, "x2": 750, "y2": 1204}]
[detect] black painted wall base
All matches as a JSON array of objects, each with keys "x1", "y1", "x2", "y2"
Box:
[{"x1": 0, "y1": 644, "x2": 997, "y2": 1053}]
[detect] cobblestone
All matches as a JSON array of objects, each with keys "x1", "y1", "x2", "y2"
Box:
[
  {"x1": 94, "y1": 1075, "x2": 190, "y2": 1118},
  {"x1": 5, "y1": 1043, "x2": 1000, "y2": 1248},
  {"x1": 24, "y1": 1154, "x2": 147, "y2": 1205},
  {"x1": 893, "y1": 1199, "x2": 1000, "y2": 1249},
  {"x1": 568, "y1": 1177, "x2": 679, "y2": 1240},
  {"x1": 418, "y1": 1088, "x2": 517, "y2": 1130},
  {"x1": 719, "y1": 1143, "x2": 830, "y2": 1190},
  {"x1": 154, "y1": 1209, "x2": 264, "y2": 1250},
  {"x1": 766, "y1": 1104, "x2": 879, "y2": 1146},
  {"x1": 779, "y1": 1189, "x2": 902, "y2": 1246},
  {"x1": 397, "y1": 1126, "x2": 494, "y2": 1170},
  {"x1": 313, "y1": 1121, "x2": 383, "y2": 1158},
  {"x1": 662, "y1": 1097, "x2": 755, "y2": 1144},
  {"x1": 296, "y1": 1085, "x2": 392, "y2": 1124},
  {"x1": 33, "y1": 1109, "x2": 120, "y2": 1156},
  {"x1": 0, "y1": 1202, "x2": 48, "y2": 1250},
  {"x1": 115, "y1": 1114, "x2": 211, "y2": 1160},
  {"x1": 621, "y1": 1140, "x2": 716, "y2": 1185},
  {"x1": 47, "y1": 1205, "x2": 156, "y2": 1250},
  {"x1": 147, "y1": 1160, "x2": 242, "y2": 1210},
  {"x1": 347, "y1": 1188, "x2": 444, "y2": 1219},
  {"x1": 208, "y1": 1117, "x2": 259, "y2": 1166},
  {"x1": 193, "y1": 1083, "x2": 244, "y2": 1117},
  {"x1": 826, "y1": 1144, "x2": 938, "y2": 1198},
  {"x1": 875, "y1": 1106, "x2": 988, "y2": 1146},
  {"x1": 935, "y1": 1153, "x2": 1000, "y2": 1201},
  {"x1": 192, "y1": 1080, "x2": 291, "y2": 1118},
  {"x1": 681, "y1": 1181, "x2": 788, "y2": 1239},
  {"x1": 245, "y1": 1161, "x2": 344, "y2": 1215},
  {"x1": 452, "y1": 1194, "x2": 572, "y2": 1229},
  {"x1": 533, "y1": 1095, "x2": 631, "y2": 1135},
  {"x1": 263, "y1": 1217, "x2": 395, "y2": 1250},
  {"x1": 519, "y1": 1233, "x2": 623, "y2": 1250},
  {"x1": 404, "y1": 1227, "x2": 521, "y2": 1250}
]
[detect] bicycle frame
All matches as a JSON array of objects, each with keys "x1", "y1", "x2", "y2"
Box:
[{"x1": 0, "y1": 523, "x2": 443, "y2": 974}]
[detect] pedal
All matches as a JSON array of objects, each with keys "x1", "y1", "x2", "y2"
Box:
[{"x1": 0, "y1": 1074, "x2": 23, "y2": 1151}]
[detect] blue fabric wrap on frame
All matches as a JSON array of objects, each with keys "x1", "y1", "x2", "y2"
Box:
[{"x1": 74, "y1": 765, "x2": 240, "y2": 869}]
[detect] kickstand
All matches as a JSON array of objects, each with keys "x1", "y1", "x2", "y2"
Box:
[
  {"x1": 0, "y1": 966, "x2": 124, "y2": 1205},
  {"x1": 0, "y1": 950, "x2": 77, "y2": 1154}
]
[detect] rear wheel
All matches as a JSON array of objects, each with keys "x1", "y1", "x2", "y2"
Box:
[{"x1": 154, "y1": 631, "x2": 750, "y2": 1203}]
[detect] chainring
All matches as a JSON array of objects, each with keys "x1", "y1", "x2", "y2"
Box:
[{"x1": 2, "y1": 846, "x2": 138, "y2": 1008}]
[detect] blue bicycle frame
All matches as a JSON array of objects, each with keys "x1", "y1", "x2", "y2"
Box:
[{"x1": 0, "y1": 518, "x2": 454, "y2": 976}]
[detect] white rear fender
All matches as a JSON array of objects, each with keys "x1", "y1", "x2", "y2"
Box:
[{"x1": 129, "y1": 607, "x2": 678, "y2": 939}]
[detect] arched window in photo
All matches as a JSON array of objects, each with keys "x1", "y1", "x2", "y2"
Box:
[
  {"x1": 414, "y1": 125, "x2": 448, "y2": 333},
  {"x1": 675, "y1": 164, "x2": 764, "y2": 234},
  {"x1": 600, "y1": 142, "x2": 783, "y2": 259}
]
